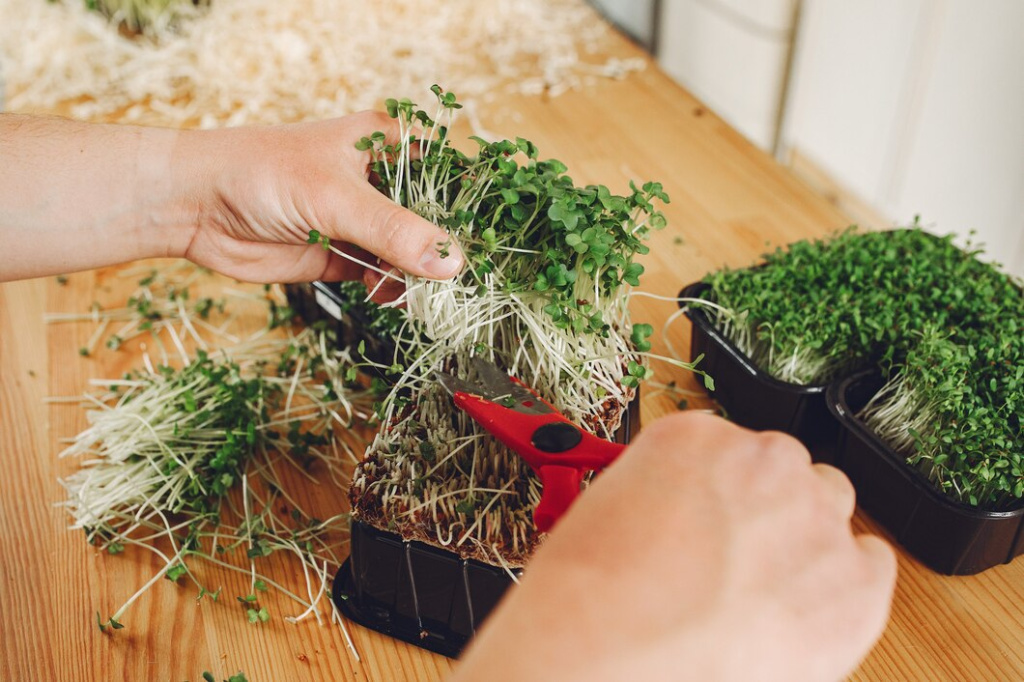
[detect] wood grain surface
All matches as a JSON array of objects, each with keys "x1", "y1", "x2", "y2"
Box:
[{"x1": 2, "y1": 28, "x2": 1023, "y2": 682}]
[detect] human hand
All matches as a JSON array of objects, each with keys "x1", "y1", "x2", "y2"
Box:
[
  {"x1": 178, "y1": 111, "x2": 463, "y2": 292},
  {"x1": 452, "y1": 412, "x2": 896, "y2": 682}
]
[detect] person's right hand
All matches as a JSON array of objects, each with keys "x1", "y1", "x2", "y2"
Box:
[{"x1": 452, "y1": 412, "x2": 897, "y2": 682}]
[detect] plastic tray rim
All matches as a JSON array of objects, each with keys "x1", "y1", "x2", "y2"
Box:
[{"x1": 679, "y1": 281, "x2": 831, "y2": 397}]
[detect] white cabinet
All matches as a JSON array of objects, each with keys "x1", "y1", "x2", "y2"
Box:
[
  {"x1": 780, "y1": 1, "x2": 929, "y2": 209},
  {"x1": 656, "y1": 0, "x2": 797, "y2": 150},
  {"x1": 780, "y1": 0, "x2": 1024, "y2": 275}
]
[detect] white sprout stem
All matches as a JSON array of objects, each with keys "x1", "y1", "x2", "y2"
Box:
[
  {"x1": 323, "y1": 242, "x2": 404, "y2": 282},
  {"x1": 330, "y1": 599, "x2": 361, "y2": 664},
  {"x1": 188, "y1": 551, "x2": 313, "y2": 606},
  {"x1": 84, "y1": 316, "x2": 111, "y2": 354},
  {"x1": 108, "y1": 540, "x2": 188, "y2": 623}
]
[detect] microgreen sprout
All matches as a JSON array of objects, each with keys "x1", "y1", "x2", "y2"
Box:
[
  {"x1": 202, "y1": 672, "x2": 248, "y2": 682},
  {"x1": 861, "y1": 324, "x2": 1024, "y2": 508},
  {"x1": 693, "y1": 225, "x2": 1023, "y2": 386}
]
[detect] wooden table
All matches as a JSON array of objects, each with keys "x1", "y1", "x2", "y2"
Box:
[{"x1": 3, "y1": 30, "x2": 1023, "y2": 682}]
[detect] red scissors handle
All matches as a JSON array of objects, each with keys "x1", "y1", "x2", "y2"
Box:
[
  {"x1": 533, "y1": 465, "x2": 586, "y2": 534},
  {"x1": 452, "y1": 391, "x2": 625, "y2": 531}
]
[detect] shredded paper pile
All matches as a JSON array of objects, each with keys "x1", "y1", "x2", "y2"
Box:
[{"x1": 0, "y1": 0, "x2": 644, "y2": 126}]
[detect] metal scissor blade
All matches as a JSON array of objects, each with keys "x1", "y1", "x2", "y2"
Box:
[
  {"x1": 434, "y1": 358, "x2": 555, "y2": 415},
  {"x1": 471, "y1": 357, "x2": 528, "y2": 397},
  {"x1": 435, "y1": 371, "x2": 480, "y2": 398}
]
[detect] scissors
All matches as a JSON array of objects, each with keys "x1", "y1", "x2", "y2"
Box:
[{"x1": 436, "y1": 358, "x2": 625, "y2": 533}]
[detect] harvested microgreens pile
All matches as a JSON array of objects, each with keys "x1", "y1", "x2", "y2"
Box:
[
  {"x1": 691, "y1": 225, "x2": 1024, "y2": 509},
  {"x1": 1, "y1": 0, "x2": 643, "y2": 126},
  {"x1": 311, "y1": 87, "x2": 705, "y2": 567},
  {"x1": 52, "y1": 266, "x2": 373, "y2": 648}
]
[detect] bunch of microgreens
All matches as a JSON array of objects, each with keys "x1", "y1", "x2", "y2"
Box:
[
  {"x1": 697, "y1": 225, "x2": 1023, "y2": 385},
  {"x1": 308, "y1": 86, "x2": 704, "y2": 566},
  {"x1": 56, "y1": 268, "x2": 369, "y2": 655},
  {"x1": 692, "y1": 224, "x2": 1023, "y2": 508}
]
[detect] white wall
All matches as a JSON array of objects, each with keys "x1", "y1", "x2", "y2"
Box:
[
  {"x1": 653, "y1": 0, "x2": 1024, "y2": 276},
  {"x1": 887, "y1": 0, "x2": 1024, "y2": 271},
  {"x1": 780, "y1": 2, "x2": 926, "y2": 205},
  {"x1": 780, "y1": 0, "x2": 1024, "y2": 275}
]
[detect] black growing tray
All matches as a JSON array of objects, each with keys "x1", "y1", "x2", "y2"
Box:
[
  {"x1": 333, "y1": 392, "x2": 641, "y2": 657},
  {"x1": 333, "y1": 519, "x2": 520, "y2": 658},
  {"x1": 285, "y1": 282, "x2": 349, "y2": 337},
  {"x1": 285, "y1": 281, "x2": 396, "y2": 365},
  {"x1": 679, "y1": 281, "x2": 838, "y2": 454},
  {"x1": 680, "y1": 279, "x2": 1024, "y2": 574},
  {"x1": 828, "y1": 371, "x2": 1024, "y2": 575}
]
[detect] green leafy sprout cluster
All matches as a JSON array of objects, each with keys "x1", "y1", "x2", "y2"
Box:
[
  {"x1": 338, "y1": 85, "x2": 669, "y2": 340},
  {"x1": 309, "y1": 86, "x2": 698, "y2": 565},
  {"x1": 861, "y1": 323, "x2": 1024, "y2": 508},
  {"x1": 696, "y1": 224, "x2": 1024, "y2": 508}
]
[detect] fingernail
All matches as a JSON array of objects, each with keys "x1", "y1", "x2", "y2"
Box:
[{"x1": 418, "y1": 247, "x2": 463, "y2": 279}]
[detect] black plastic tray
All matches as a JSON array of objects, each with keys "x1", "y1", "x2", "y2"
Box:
[
  {"x1": 284, "y1": 281, "x2": 361, "y2": 345},
  {"x1": 333, "y1": 392, "x2": 641, "y2": 657},
  {"x1": 285, "y1": 281, "x2": 396, "y2": 365},
  {"x1": 679, "y1": 281, "x2": 838, "y2": 454},
  {"x1": 828, "y1": 371, "x2": 1024, "y2": 575},
  {"x1": 333, "y1": 519, "x2": 520, "y2": 658}
]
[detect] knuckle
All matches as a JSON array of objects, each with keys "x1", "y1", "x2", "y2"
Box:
[
  {"x1": 645, "y1": 411, "x2": 716, "y2": 447},
  {"x1": 816, "y1": 463, "x2": 855, "y2": 493},
  {"x1": 351, "y1": 109, "x2": 389, "y2": 127},
  {"x1": 373, "y1": 204, "x2": 423, "y2": 264},
  {"x1": 627, "y1": 413, "x2": 699, "y2": 466},
  {"x1": 860, "y1": 535, "x2": 898, "y2": 578},
  {"x1": 756, "y1": 430, "x2": 810, "y2": 466},
  {"x1": 354, "y1": 110, "x2": 399, "y2": 139}
]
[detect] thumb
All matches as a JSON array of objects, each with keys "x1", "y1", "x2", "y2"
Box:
[{"x1": 329, "y1": 183, "x2": 464, "y2": 279}]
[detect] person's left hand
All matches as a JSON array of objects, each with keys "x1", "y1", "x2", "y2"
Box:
[{"x1": 178, "y1": 111, "x2": 463, "y2": 294}]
